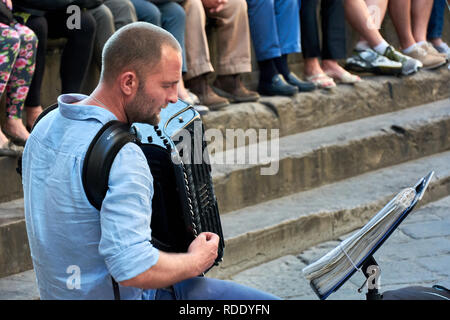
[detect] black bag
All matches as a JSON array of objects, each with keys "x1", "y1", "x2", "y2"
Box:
[
  {"x1": 0, "y1": 1, "x2": 14, "y2": 25},
  {"x1": 382, "y1": 285, "x2": 450, "y2": 300}
]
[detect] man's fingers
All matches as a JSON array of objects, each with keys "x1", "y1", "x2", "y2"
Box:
[{"x1": 203, "y1": 232, "x2": 219, "y2": 242}]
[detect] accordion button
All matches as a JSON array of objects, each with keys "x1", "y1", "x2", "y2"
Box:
[{"x1": 147, "y1": 136, "x2": 153, "y2": 143}]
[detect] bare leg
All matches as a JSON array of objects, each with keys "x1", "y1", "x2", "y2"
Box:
[
  {"x1": 4, "y1": 117, "x2": 30, "y2": 142},
  {"x1": 364, "y1": 0, "x2": 388, "y2": 29},
  {"x1": 25, "y1": 105, "x2": 43, "y2": 129},
  {"x1": 0, "y1": 128, "x2": 8, "y2": 147},
  {"x1": 344, "y1": 0, "x2": 385, "y2": 47},
  {"x1": 303, "y1": 57, "x2": 324, "y2": 77},
  {"x1": 388, "y1": 0, "x2": 416, "y2": 50},
  {"x1": 322, "y1": 59, "x2": 355, "y2": 76},
  {"x1": 411, "y1": 0, "x2": 433, "y2": 42}
]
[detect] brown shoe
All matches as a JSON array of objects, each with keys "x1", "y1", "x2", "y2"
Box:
[
  {"x1": 185, "y1": 74, "x2": 229, "y2": 111},
  {"x1": 212, "y1": 74, "x2": 260, "y2": 103},
  {"x1": 405, "y1": 43, "x2": 447, "y2": 70},
  {"x1": 420, "y1": 42, "x2": 448, "y2": 61}
]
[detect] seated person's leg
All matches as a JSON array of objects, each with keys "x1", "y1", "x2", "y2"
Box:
[
  {"x1": 129, "y1": 0, "x2": 160, "y2": 25},
  {"x1": 46, "y1": 10, "x2": 96, "y2": 93},
  {"x1": 103, "y1": 0, "x2": 137, "y2": 29},
  {"x1": 88, "y1": 4, "x2": 115, "y2": 68},
  {"x1": 246, "y1": 0, "x2": 298, "y2": 96},
  {"x1": 183, "y1": 0, "x2": 228, "y2": 110},
  {"x1": 3, "y1": 23, "x2": 38, "y2": 143},
  {"x1": 208, "y1": 0, "x2": 260, "y2": 102},
  {"x1": 23, "y1": 15, "x2": 47, "y2": 129}
]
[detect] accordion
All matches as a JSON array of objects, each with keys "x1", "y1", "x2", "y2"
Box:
[{"x1": 132, "y1": 100, "x2": 225, "y2": 266}]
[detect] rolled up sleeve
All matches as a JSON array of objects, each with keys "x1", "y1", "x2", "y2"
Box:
[{"x1": 98, "y1": 143, "x2": 160, "y2": 282}]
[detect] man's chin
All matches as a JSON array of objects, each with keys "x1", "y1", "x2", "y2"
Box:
[{"x1": 149, "y1": 114, "x2": 160, "y2": 126}]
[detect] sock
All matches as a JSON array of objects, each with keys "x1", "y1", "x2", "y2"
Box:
[
  {"x1": 416, "y1": 41, "x2": 427, "y2": 47},
  {"x1": 435, "y1": 42, "x2": 450, "y2": 53},
  {"x1": 355, "y1": 41, "x2": 370, "y2": 51},
  {"x1": 273, "y1": 55, "x2": 290, "y2": 78},
  {"x1": 373, "y1": 40, "x2": 389, "y2": 55},
  {"x1": 258, "y1": 59, "x2": 278, "y2": 83},
  {"x1": 403, "y1": 43, "x2": 418, "y2": 54}
]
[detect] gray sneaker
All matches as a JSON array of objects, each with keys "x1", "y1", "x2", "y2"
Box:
[
  {"x1": 382, "y1": 46, "x2": 423, "y2": 75},
  {"x1": 345, "y1": 48, "x2": 403, "y2": 75}
]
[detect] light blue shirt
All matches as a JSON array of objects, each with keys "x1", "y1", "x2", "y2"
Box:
[{"x1": 22, "y1": 94, "x2": 160, "y2": 300}]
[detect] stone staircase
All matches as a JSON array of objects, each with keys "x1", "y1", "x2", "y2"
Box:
[{"x1": 0, "y1": 67, "x2": 449, "y2": 299}]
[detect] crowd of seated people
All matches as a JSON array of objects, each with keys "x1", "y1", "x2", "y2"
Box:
[{"x1": 0, "y1": 0, "x2": 448, "y2": 155}]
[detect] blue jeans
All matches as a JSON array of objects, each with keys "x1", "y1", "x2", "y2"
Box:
[
  {"x1": 246, "y1": 0, "x2": 301, "y2": 61},
  {"x1": 153, "y1": 277, "x2": 280, "y2": 300},
  {"x1": 427, "y1": 0, "x2": 446, "y2": 40},
  {"x1": 130, "y1": 0, "x2": 187, "y2": 72}
]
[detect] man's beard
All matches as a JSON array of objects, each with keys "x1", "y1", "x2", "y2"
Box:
[{"x1": 127, "y1": 86, "x2": 163, "y2": 126}]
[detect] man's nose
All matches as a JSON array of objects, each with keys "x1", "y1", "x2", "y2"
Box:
[{"x1": 168, "y1": 86, "x2": 178, "y2": 104}]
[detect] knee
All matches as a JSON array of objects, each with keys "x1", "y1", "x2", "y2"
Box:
[
  {"x1": 185, "y1": 0, "x2": 204, "y2": 16},
  {"x1": 135, "y1": 1, "x2": 161, "y2": 25},
  {"x1": 26, "y1": 16, "x2": 48, "y2": 41},
  {"x1": 226, "y1": 0, "x2": 247, "y2": 13},
  {"x1": 165, "y1": 3, "x2": 186, "y2": 26},
  {"x1": 170, "y1": 3, "x2": 186, "y2": 22},
  {"x1": 2, "y1": 27, "x2": 21, "y2": 56},
  {"x1": 93, "y1": 4, "x2": 115, "y2": 25},
  {"x1": 78, "y1": 11, "x2": 97, "y2": 35}
]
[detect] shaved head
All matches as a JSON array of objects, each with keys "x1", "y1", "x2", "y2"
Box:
[{"x1": 100, "y1": 22, "x2": 182, "y2": 84}]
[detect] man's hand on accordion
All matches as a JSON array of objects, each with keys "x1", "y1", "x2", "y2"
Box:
[
  {"x1": 188, "y1": 232, "x2": 220, "y2": 275},
  {"x1": 120, "y1": 232, "x2": 220, "y2": 290}
]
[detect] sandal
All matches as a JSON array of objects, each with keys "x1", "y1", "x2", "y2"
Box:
[
  {"x1": 325, "y1": 70, "x2": 362, "y2": 84},
  {"x1": 305, "y1": 73, "x2": 336, "y2": 89}
]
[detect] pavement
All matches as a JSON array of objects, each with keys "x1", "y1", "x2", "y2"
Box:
[
  {"x1": 2, "y1": 194, "x2": 448, "y2": 300},
  {"x1": 230, "y1": 195, "x2": 450, "y2": 300}
]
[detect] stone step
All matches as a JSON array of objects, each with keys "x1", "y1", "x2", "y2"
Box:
[
  {"x1": 1, "y1": 98, "x2": 449, "y2": 278},
  {"x1": 1, "y1": 69, "x2": 449, "y2": 205},
  {"x1": 0, "y1": 199, "x2": 30, "y2": 278},
  {"x1": 0, "y1": 157, "x2": 22, "y2": 203},
  {"x1": 208, "y1": 150, "x2": 450, "y2": 279},
  {"x1": 203, "y1": 68, "x2": 450, "y2": 143},
  {"x1": 2, "y1": 152, "x2": 450, "y2": 299},
  {"x1": 212, "y1": 98, "x2": 450, "y2": 213},
  {"x1": 0, "y1": 269, "x2": 39, "y2": 300}
]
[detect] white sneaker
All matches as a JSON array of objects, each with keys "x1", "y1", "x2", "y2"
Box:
[{"x1": 345, "y1": 48, "x2": 403, "y2": 75}]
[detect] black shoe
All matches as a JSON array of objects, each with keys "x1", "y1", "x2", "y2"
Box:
[
  {"x1": 258, "y1": 74, "x2": 298, "y2": 96},
  {"x1": 283, "y1": 72, "x2": 316, "y2": 92}
]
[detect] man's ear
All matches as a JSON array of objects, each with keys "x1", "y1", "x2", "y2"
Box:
[{"x1": 118, "y1": 71, "x2": 139, "y2": 97}]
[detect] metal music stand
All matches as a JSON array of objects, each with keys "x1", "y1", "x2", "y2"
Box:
[{"x1": 307, "y1": 171, "x2": 434, "y2": 300}]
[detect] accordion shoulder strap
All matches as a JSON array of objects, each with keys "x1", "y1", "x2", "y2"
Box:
[
  {"x1": 30, "y1": 103, "x2": 139, "y2": 210},
  {"x1": 82, "y1": 120, "x2": 138, "y2": 211}
]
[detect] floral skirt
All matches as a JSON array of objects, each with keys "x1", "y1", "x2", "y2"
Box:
[{"x1": 0, "y1": 21, "x2": 37, "y2": 119}]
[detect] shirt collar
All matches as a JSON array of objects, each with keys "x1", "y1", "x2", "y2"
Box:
[{"x1": 57, "y1": 94, "x2": 118, "y2": 125}]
